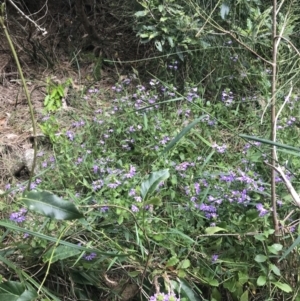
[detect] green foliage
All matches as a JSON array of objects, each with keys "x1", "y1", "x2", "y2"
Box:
[
  {"x1": 44, "y1": 78, "x2": 71, "y2": 112},
  {"x1": 2, "y1": 0, "x2": 300, "y2": 300}
]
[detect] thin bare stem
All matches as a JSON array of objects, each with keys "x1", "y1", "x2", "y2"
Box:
[
  {"x1": 0, "y1": 4, "x2": 38, "y2": 191},
  {"x1": 271, "y1": 0, "x2": 280, "y2": 239}
]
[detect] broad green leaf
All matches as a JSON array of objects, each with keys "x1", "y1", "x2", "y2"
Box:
[
  {"x1": 207, "y1": 278, "x2": 219, "y2": 287},
  {"x1": 205, "y1": 227, "x2": 228, "y2": 235},
  {"x1": 23, "y1": 191, "x2": 83, "y2": 220},
  {"x1": 220, "y1": 2, "x2": 230, "y2": 20},
  {"x1": 257, "y1": 276, "x2": 266, "y2": 286},
  {"x1": 144, "y1": 197, "x2": 163, "y2": 206},
  {"x1": 141, "y1": 169, "x2": 170, "y2": 201},
  {"x1": 240, "y1": 290, "x2": 248, "y2": 301},
  {"x1": 166, "y1": 256, "x2": 179, "y2": 267},
  {"x1": 268, "y1": 243, "x2": 282, "y2": 255},
  {"x1": 270, "y1": 264, "x2": 281, "y2": 276},
  {"x1": 271, "y1": 281, "x2": 292, "y2": 293},
  {"x1": 0, "y1": 281, "x2": 38, "y2": 301},
  {"x1": 43, "y1": 245, "x2": 81, "y2": 263},
  {"x1": 177, "y1": 259, "x2": 191, "y2": 269},
  {"x1": 238, "y1": 272, "x2": 248, "y2": 285},
  {"x1": 170, "y1": 279, "x2": 200, "y2": 301},
  {"x1": 177, "y1": 270, "x2": 186, "y2": 278},
  {"x1": 254, "y1": 254, "x2": 267, "y2": 262},
  {"x1": 163, "y1": 115, "x2": 207, "y2": 154}
]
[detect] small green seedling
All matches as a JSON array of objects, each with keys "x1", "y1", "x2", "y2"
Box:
[{"x1": 44, "y1": 78, "x2": 72, "y2": 112}]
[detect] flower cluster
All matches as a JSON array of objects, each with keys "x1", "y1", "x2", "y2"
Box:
[
  {"x1": 149, "y1": 292, "x2": 180, "y2": 301},
  {"x1": 10, "y1": 208, "x2": 27, "y2": 223}
]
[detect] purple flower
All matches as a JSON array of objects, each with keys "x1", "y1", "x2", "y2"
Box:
[
  {"x1": 125, "y1": 165, "x2": 136, "y2": 179},
  {"x1": 84, "y1": 252, "x2": 97, "y2": 261},
  {"x1": 129, "y1": 189, "x2": 136, "y2": 196},
  {"x1": 176, "y1": 162, "x2": 191, "y2": 171},
  {"x1": 10, "y1": 208, "x2": 27, "y2": 223},
  {"x1": 131, "y1": 204, "x2": 139, "y2": 212},
  {"x1": 149, "y1": 292, "x2": 180, "y2": 301},
  {"x1": 100, "y1": 206, "x2": 109, "y2": 213},
  {"x1": 134, "y1": 196, "x2": 142, "y2": 202},
  {"x1": 107, "y1": 181, "x2": 121, "y2": 189},
  {"x1": 256, "y1": 203, "x2": 268, "y2": 217},
  {"x1": 212, "y1": 254, "x2": 219, "y2": 262},
  {"x1": 93, "y1": 165, "x2": 99, "y2": 173},
  {"x1": 66, "y1": 131, "x2": 74, "y2": 141}
]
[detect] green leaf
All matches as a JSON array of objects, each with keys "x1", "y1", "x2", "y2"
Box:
[
  {"x1": 141, "y1": 169, "x2": 170, "y2": 201},
  {"x1": 220, "y1": 3, "x2": 230, "y2": 20},
  {"x1": 239, "y1": 134, "x2": 300, "y2": 154},
  {"x1": 267, "y1": 243, "x2": 283, "y2": 255},
  {"x1": 155, "y1": 41, "x2": 163, "y2": 52},
  {"x1": 177, "y1": 259, "x2": 191, "y2": 269},
  {"x1": 240, "y1": 290, "x2": 248, "y2": 301},
  {"x1": 280, "y1": 235, "x2": 300, "y2": 261},
  {"x1": 134, "y1": 10, "x2": 148, "y2": 17},
  {"x1": 163, "y1": 115, "x2": 207, "y2": 154},
  {"x1": 23, "y1": 191, "x2": 83, "y2": 220},
  {"x1": 0, "y1": 281, "x2": 38, "y2": 301},
  {"x1": 238, "y1": 272, "x2": 248, "y2": 285},
  {"x1": 205, "y1": 226, "x2": 227, "y2": 235},
  {"x1": 270, "y1": 264, "x2": 281, "y2": 276},
  {"x1": 166, "y1": 256, "x2": 179, "y2": 267},
  {"x1": 170, "y1": 279, "x2": 200, "y2": 301},
  {"x1": 254, "y1": 254, "x2": 267, "y2": 262},
  {"x1": 271, "y1": 281, "x2": 292, "y2": 293},
  {"x1": 143, "y1": 113, "x2": 148, "y2": 130},
  {"x1": 43, "y1": 245, "x2": 81, "y2": 263},
  {"x1": 207, "y1": 278, "x2": 219, "y2": 287},
  {"x1": 177, "y1": 270, "x2": 186, "y2": 278},
  {"x1": 144, "y1": 197, "x2": 163, "y2": 206},
  {"x1": 257, "y1": 276, "x2": 266, "y2": 286}
]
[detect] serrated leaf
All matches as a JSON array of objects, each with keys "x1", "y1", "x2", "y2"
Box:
[
  {"x1": 166, "y1": 256, "x2": 179, "y2": 267},
  {"x1": 23, "y1": 191, "x2": 83, "y2": 220},
  {"x1": 163, "y1": 116, "x2": 207, "y2": 154},
  {"x1": 0, "y1": 281, "x2": 38, "y2": 301},
  {"x1": 271, "y1": 281, "x2": 292, "y2": 292},
  {"x1": 257, "y1": 275, "x2": 266, "y2": 286},
  {"x1": 254, "y1": 254, "x2": 267, "y2": 263},
  {"x1": 141, "y1": 169, "x2": 170, "y2": 201},
  {"x1": 205, "y1": 226, "x2": 228, "y2": 235},
  {"x1": 43, "y1": 245, "x2": 81, "y2": 263}
]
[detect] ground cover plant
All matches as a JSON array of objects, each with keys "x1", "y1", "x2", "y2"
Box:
[
  {"x1": 1, "y1": 0, "x2": 300, "y2": 301},
  {"x1": 1, "y1": 76, "x2": 300, "y2": 300}
]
